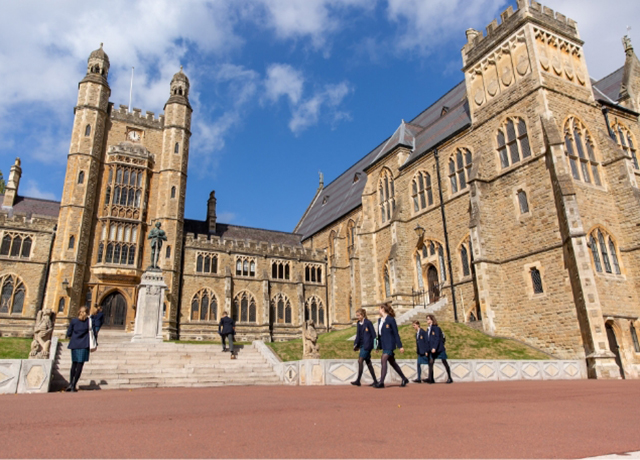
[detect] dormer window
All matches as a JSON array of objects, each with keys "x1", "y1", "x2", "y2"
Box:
[{"x1": 322, "y1": 196, "x2": 329, "y2": 205}]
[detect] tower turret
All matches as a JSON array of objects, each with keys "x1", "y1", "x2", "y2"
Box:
[
  {"x1": 207, "y1": 191, "x2": 217, "y2": 233},
  {"x1": 2, "y1": 158, "x2": 22, "y2": 208}
]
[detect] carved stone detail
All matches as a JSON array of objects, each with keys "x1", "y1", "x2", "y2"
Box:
[{"x1": 534, "y1": 27, "x2": 586, "y2": 87}]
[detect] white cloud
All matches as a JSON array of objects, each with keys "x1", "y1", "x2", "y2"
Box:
[
  {"x1": 289, "y1": 81, "x2": 352, "y2": 134},
  {"x1": 217, "y1": 211, "x2": 237, "y2": 223},
  {"x1": 265, "y1": 64, "x2": 305, "y2": 104},
  {"x1": 22, "y1": 180, "x2": 56, "y2": 201}
]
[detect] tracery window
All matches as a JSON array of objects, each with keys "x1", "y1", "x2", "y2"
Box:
[
  {"x1": 419, "y1": 239, "x2": 447, "y2": 282},
  {"x1": 0, "y1": 274, "x2": 25, "y2": 315},
  {"x1": 497, "y1": 116, "x2": 531, "y2": 169},
  {"x1": 233, "y1": 291, "x2": 256, "y2": 323},
  {"x1": 0, "y1": 232, "x2": 32, "y2": 259},
  {"x1": 459, "y1": 236, "x2": 472, "y2": 278},
  {"x1": 412, "y1": 171, "x2": 433, "y2": 212},
  {"x1": 104, "y1": 164, "x2": 144, "y2": 209},
  {"x1": 305, "y1": 264, "x2": 322, "y2": 283},
  {"x1": 190, "y1": 288, "x2": 217, "y2": 322},
  {"x1": 271, "y1": 260, "x2": 291, "y2": 280},
  {"x1": 378, "y1": 168, "x2": 396, "y2": 224},
  {"x1": 196, "y1": 252, "x2": 218, "y2": 274},
  {"x1": 564, "y1": 117, "x2": 601, "y2": 186},
  {"x1": 449, "y1": 148, "x2": 472, "y2": 194},
  {"x1": 235, "y1": 256, "x2": 255, "y2": 277},
  {"x1": 613, "y1": 122, "x2": 638, "y2": 170},
  {"x1": 305, "y1": 296, "x2": 325, "y2": 325},
  {"x1": 588, "y1": 228, "x2": 621, "y2": 275},
  {"x1": 97, "y1": 222, "x2": 138, "y2": 266},
  {"x1": 271, "y1": 293, "x2": 292, "y2": 324}
]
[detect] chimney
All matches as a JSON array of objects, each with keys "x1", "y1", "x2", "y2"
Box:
[
  {"x1": 2, "y1": 158, "x2": 22, "y2": 208},
  {"x1": 207, "y1": 190, "x2": 217, "y2": 233}
]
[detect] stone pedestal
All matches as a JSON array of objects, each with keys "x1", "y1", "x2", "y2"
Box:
[{"x1": 132, "y1": 270, "x2": 166, "y2": 343}]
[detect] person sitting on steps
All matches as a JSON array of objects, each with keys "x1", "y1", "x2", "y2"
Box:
[{"x1": 218, "y1": 311, "x2": 236, "y2": 359}]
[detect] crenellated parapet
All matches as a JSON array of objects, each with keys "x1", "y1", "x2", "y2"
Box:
[{"x1": 109, "y1": 103, "x2": 164, "y2": 130}]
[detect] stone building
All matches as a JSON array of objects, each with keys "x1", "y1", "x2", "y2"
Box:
[{"x1": 295, "y1": 0, "x2": 640, "y2": 379}]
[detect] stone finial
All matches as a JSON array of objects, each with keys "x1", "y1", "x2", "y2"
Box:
[
  {"x1": 207, "y1": 190, "x2": 217, "y2": 234},
  {"x1": 466, "y1": 28, "x2": 481, "y2": 45},
  {"x1": 2, "y1": 157, "x2": 22, "y2": 208},
  {"x1": 319, "y1": 171, "x2": 324, "y2": 189},
  {"x1": 623, "y1": 35, "x2": 633, "y2": 53}
]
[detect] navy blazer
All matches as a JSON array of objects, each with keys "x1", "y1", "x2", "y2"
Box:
[
  {"x1": 66, "y1": 318, "x2": 90, "y2": 350},
  {"x1": 91, "y1": 311, "x2": 104, "y2": 330},
  {"x1": 426, "y1": 324, "x2": 445, "y2": 354},
  {"x1": 218, "y1": 316, "x2": 235, "y2": 335},
  {"x1": 414, "y1": 328, "x2": 430, "y2": 356},
  {"x1": 354, "y1": 318, "x2": 376, "y2": 352},
  {"x1": 377, "y1": 316, "x2": 403, "y2": 351}
]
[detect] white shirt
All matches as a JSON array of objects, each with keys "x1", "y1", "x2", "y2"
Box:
[{"x1": 378, "y1": 316, "x2": 385, "y2": 335}]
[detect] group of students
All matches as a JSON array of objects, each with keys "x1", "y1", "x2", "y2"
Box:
[{"x1": 351, "y1": 303, "x2": 453, "y2": 388}]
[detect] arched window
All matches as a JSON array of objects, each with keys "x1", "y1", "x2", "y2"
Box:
[
  {"x1": 328, "y1": 230, "x2": 336, "y2": 260},
  {"x1": 68, "y1": 235, "x2": 75, "y2": 249},
  {"x1": 412, "y1": 171, "x2": 433, "y2": 212},
  {"x1": 564, "y1": 117, "x2": 601, "y2": 185},
  {"x1": 378, "y1": 168, "x2": 396, "y2": 224},
  {"x1": 191, "y1": 289, "x2": 217, "y2": 322},
  {"x1": 415, "y1": 252, "x2": 424, "y2": 289},
  {"x1": 171, "y1": 186, "x2": 176, "y2": 199},
  {"x1": 1, "y1": 235, "x2": 11, "y2": 255},
  {"x1": 438, "y1": 244, "x2": 447, "y2": 281},
  {"x1": 84, "y1": 124, "x2": 91, "y2": 137},
  {"x1": 347, "y1": 220, "x2": 356, "y2": 255},
  {"x1": 631, "y1": 322, "x2": 640, "y2": 353},
  {"x1": 305, "y1": 297, "x2": 325, "y2": 325},
  {"x1": 517, "y1": 189, "x2": 529, "y2": 214},
  {"x1": 21, "y1": 237, "x2": 32, "y2": 258},
  {"x1": 174, "y1": 142, "x2": 180, "y2": 154},
  {"x1": 460, "y1": 239, "x2": 471, "y2": 277},
  {"x1": 233, "y1": 291, "x2": 256, "y2": 323},
  {"x1": 271, "y1": 293, "x2": 292, "y2": 324},
  {"x1": 383, "y1": 264, "x2": 391, "y2": 298},
  {"x1": 58, "y1": 297, "x2": 65, "y2": 314},
  {"x1": 243, "y1": 260, "x2": 249, "y2": 276},
  {"x1": 589, "y1": 228, "x2": 621, "y2": 275},
  {"x1": 236, "y1": 260, "x2": 242, "y2": 276},
  {"x1": 0, "y1": 274, "x2": 26, "y2": 315},
  {"x1": 613, "y1": 122, "x2": 638, "y2": 169},
  {"x1": 78, "y1": 171, "x2": 85, "y2": 184},
  {"x1": 449, "y1": 148, "x2": 472, "y2": 194},
  {"x1": 166, "y1": 246, "x2": 171, "y2": 259},
  {"x1": 497, "y1": 116, "x2": 531, "y2": 169}
]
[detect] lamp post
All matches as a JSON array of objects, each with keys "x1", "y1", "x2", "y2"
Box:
[
  {"x1": 414, "y1": 224, "x2": 425, "y2": 249},
  {"x1": 61, "y1": 278, "x2": 69, "y2": 293}
]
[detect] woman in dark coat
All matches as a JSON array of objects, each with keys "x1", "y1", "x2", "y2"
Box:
[
  {"x1": 65, "y1": 306, "x2": 91, "y2": 392},
  {"x1": 351, "y1": 308, "x2": 378, "y2": 387},
  {"x1": 425, "y1": 314, "x2": 453, "y2": 384},
  {"x1": 374, "y1": 303, "x2": 409, "y2": 388}
]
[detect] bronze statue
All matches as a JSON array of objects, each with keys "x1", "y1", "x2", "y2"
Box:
[
  {"x1": 303, "y1": 320, "x2": 320, "y2": 359},
  {"x1": 29, "y1": 308, "x2": 55, "y2": 359},
  {"x1": 148, "y1": 221, "x2": 167, "y2": 269}
]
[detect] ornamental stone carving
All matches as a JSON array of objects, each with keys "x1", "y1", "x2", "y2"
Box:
[{"x1": 29, "y1": 309, "x2": 55, "y2": 359}]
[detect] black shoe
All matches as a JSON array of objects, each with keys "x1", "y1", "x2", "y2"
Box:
[
  {"x1": 71, "y1": 386, "x2": 78, "y2": 392},
  {"x1": 425, "y1": 379, "x2": 435, "y2": 384},
  {"x1": 422, "y1": 378, "x2": 430, "y2": 383},
  {"x1": 222, "y1": 348, "x2": 228, "y2": 352},
  {"x1": 369, "y1": 382, "x2": 377, "y2": 387},
  {"x1": 401, "y1": 379, "x2": 409, "y2": 387},
  {"x1": 350, "y1": 380, "x2": 361, "y2": 386},
  {"x1": 412, "y1": 378, "x2": 422, "y2": 383},
  {"x1": 446, "y1": 377, "x2": 453, "y2": 384},
  {"x1": 64, "y1": 385, "x2": 73, "y2": 392},
  {"x1": 373, "y1": 382, "x2": 385, "y2": 389}
]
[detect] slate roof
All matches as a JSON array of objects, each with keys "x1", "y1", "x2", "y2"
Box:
[
  {"x1": 295, "y1": 81, "x2": 471, "y2": 240},
  {"x1": 0, "y1": 194, "x2": 60, "y2": 218},
  {"x1": 592, "y1": 66, "x2": 624, "y2": 103},
  {"x1": 184, "y1": 219, "x2": 303, "y2": 246}
]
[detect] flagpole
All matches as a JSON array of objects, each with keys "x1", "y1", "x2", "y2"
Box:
[{"x1": 128, "y1": 67, "x2": 134, "y2": 113}]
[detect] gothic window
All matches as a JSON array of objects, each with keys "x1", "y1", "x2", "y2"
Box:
[
  {"x1": 196, "y1": 253, "x2": 218, "y2": 274},
  {"x1": 517, "y1": 190, "x2": 529, "y2": 214},
  {"x1": 58, "y1": 297, "x2": 65, "y2": 314},
  {"x1": 84, "y1": 124, "x2": 91, "y2": 137},
  {"x1": 564, "y1": 117, "x2": 601, "y2": 186},
  {"x1": 105, "y1": 165, "x2": 144, "y2": 209},
  {"x1": 460, "y1": 238, "x2": 471, "y2": 278},
  {"x1": 347, "y1": 220, "x2": 356, "y2": 256},
  {"x1": 438, "y1": 245, "x2": 447, "y2": 281},
  {"x1": 415, "y1": 252, "x2": 424, "y2": 289},
  {"x1": 171, "y1": 187, "x2": 176, "y2": 199},
  {"x1": 233, "y1": 291, "x2": 256, "y2": 323},
  {"x1": 0, "y1": 232, "x2": 32, "y2": 259},
  {"x1": 68, "y1": 235, "x2": 75, "y2": 249},
  {"x1": 631, "y1": 322, "x2": 640, "y2": 353},
  {"x1": 589, "y1": 229, "x2": 621, "y2": 275},
  {"x1": 305, "y1": 297, "x2": 325, "y2": 325},
  {"x1": 190, "y1": 288, "x2": 217, "y2": 322},
  {"x1": 383, "y1": 264, "x2": 391, "y2": 298},
  {"x1": 271, "y1": 293, "x2": 292, "y2": 324},
  {"x1": 530, "y1": 267, "x2": 543, "y2": 294},
  {"x1": 0, "y1": 274, "x2": 26, "y2": 315},
  {"x1": 98, "y1": 222, "x2": 137, "y2": 266},
  {"x1": 174, "y1": 142, "x2": 180, "y2": 154},
  {"x1": 449, "y1": 148, "x2": 472, "y2": 194},
  {"x1": 378, "y1": 168, "x2": 396, "y2": 224},
  {"x1": 235, "y1": 257, "x2": 256, "y2": 277},
  {"x1": 271, "y1": 260, "x2": 291, "y2": 280},
  {"x1": 105, "y1": 186, "x2": 111, "y2": 206},
  {"x1": 78, "y1": 171, "x2": 85, "y2": 184},
  {"x1": 412, "y1": 171, "x2": 433, "y2": 212},
  {"x1": 328, "y1": 231, "x2": 336, "y2": 260},
  {"x1": 305, "y1": 264, "x2": 323, "y2": 283},
  {"x1": 497, "y1": 116, "x2": 531, "y2": 169},
  {"x1": 613, "y1": 122, "x2": 639, "y2": 169}
]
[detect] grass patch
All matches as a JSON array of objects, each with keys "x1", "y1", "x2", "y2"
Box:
[
  {"x1": 0, "y1": 337, "x2": 32, "y2": 359},
  {"x1": 267, "y1": 322, "x2": 550, "y2": 362}
]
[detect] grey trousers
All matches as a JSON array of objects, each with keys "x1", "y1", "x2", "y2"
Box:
[{"x1": 221, "y1": 334, "x2": 234, "y2": 352}]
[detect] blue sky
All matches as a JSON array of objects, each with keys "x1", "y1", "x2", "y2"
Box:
[{"x1": 1, "y1": 0, "x2": 638, "y2": 232}]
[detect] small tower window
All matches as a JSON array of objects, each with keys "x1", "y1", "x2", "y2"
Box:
[
  {"x1": 78, "y1": 171, "x2": 85, "y2": 184},
  {"x1": 58, "y1": 297, "x2": 66, "y2": 313},
  {"x1": 530, "y1": 267, "x2": 543, "y2": 294},
  {"x1": 517, "y1": 190, "x2": 529, "y2": 214},
  {"x1": 85, "y1": 124, "x2": 91, "y2": 137},
  {"x1": 174, "y1": 142, "x2": 180, "y2": 154},
  {"x1": 68, "y1": 235, "x2": 75, "y2": 249},
  {"x1": 166, "y1": 246, "x2": 171, "y2": 259},
  {"x1": 171, "y1": 186, "x2": 176, "y2": 199},
  {"x1": 630, "y1": 322, "x2": 640, "y2": 353}
]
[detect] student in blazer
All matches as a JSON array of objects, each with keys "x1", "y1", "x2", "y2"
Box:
[
  {"x1": 218, "y1": 311, "x2": 236, "y2": 359},
  {"x1": 412, "y1": 320, "x2": 430, "y2": 383},
  {"x1": 425, "y1": 314, "x2": 453, "y2": 384},
  {"x1": 374, "y1": 303, "x2": 409, "y2": 388},
  {"x1": 65, "y1": 306, "x2": 91, "y2": 392},
  {"x1": 351, "y1": 308, "x2": 378, "y2": 387}
]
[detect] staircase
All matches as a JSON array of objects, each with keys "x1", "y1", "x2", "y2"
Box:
[
  {"x1": 51, "y1": 331, "x2": 281, "y2": 391},
  {"x1": 395, "y1": 297, "x2": 448, "y2": 326}
]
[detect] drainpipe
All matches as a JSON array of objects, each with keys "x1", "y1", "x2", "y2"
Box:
[{"x1": 434, "y1": 149, "x2": 458, "y2": 322}]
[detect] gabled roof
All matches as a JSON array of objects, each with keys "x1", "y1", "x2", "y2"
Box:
[
  {"x1": 592, "y1": 66, "x2": 624, "y2": 103},
  {"x1": 184, "y1": 219, "x2": 303, "y2": 246},
  {"x1": 0, "y1": 194, "x2": 60, "y2": 218}
]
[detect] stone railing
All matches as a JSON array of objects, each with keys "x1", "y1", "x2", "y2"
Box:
[
  {"x1": 252, "y1": 341, "x2": 587, "y2": 385},
  {"x1": 0, "y1": 337, "x2": 58, "y2": 394}
]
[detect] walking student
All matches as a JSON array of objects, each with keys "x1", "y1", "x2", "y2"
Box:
[
  {"x1": 90, "y1": 305, "x2": 104, "y2": 345},
  {"x1": 351, "y1": 308, "x2": 379, "y2": 387},
  {"x1": 412, "y1": 320, "x2": 430, "y2": 383},
  {"x1": 218, "y1": 311, "x2": 236, "y2": 359},
  {"x1": 65, "y1": 306, "x2": 91, "y2": 392},
  {"x1": 374, "y1": 303, "x2": 409, "y2": 388},
  {"x1": 425, "y1": 314, "x2": 453, "y2": 384}
]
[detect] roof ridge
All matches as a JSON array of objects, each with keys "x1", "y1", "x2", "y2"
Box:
[
  {"x1": 408, "y1": 80, "x2": 465, "y2": 125},
  {"x1": 185, "y1": 218, "x2": 302, "y2": 237}
]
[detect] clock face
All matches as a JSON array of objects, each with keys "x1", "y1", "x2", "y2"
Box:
[{"x1": 128, "y1": 130, "x2": 141, "y2": 142}]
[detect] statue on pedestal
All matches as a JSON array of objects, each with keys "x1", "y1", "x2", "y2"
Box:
[
  {"x1": 303, "y1": 320, "x2": 320, "y2": 359},
  {"x1": 29, "y1": 309, "x2": 55, "y2": 359},
  {"x1": 148, "y1": 221, "x2": 167, "y2": 270}
]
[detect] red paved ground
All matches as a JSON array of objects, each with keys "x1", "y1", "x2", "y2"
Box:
[{"x1": 1, "y1": 380, "x2": 640, "y2": 458}]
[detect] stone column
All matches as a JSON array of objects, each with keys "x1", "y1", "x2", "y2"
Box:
[{"x1": 131, "y1": 270, "x2": 167, "y2": 343}]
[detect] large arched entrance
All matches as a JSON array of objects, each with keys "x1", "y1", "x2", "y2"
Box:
[
  {"x1": 605, "y1": 322, "x2": 625, "y2": 379},
  {"x1": 427, "y1": 265, "x2": 439, "y2": 304},
  {"x1": 101, "y1": 291, "x2": 127, "y2": 329}
]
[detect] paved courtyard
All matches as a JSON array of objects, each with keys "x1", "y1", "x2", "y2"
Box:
[{"x1": 1, "y1": 380, "x2": 639, "y2": 458}]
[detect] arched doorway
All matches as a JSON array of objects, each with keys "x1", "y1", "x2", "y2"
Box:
[
  {"x1": 101, "y1": 291, "x2": 127, "y2": 329},
  {"x1": 427, "y1": 265, "x2": 439, "y2": 304},
  {"x1": 605, "y1": 322, "x2": 625, "y2": 379}
]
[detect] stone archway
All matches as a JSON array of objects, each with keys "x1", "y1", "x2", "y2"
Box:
[{"x1": 101, "y1": 291, "x2": 127, "y2": 329}]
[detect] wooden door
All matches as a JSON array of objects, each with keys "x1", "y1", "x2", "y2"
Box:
[
  {"x1": 427, "y1": 265, "x2": 440, "y2": 303},
  {"x1": 101, "y1": 292, "x2": 127, "y2": 329}
]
